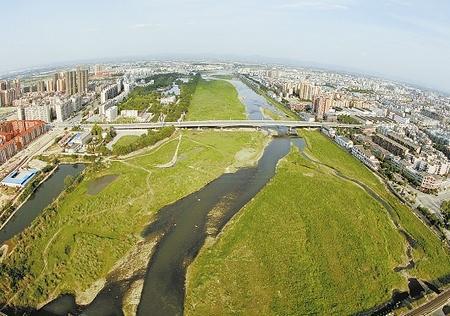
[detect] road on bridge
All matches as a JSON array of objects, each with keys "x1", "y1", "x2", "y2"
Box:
[{"x1": 80, "y1": 120, "x2": 363, "y2": 130}]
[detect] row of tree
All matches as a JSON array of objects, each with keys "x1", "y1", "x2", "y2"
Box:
[
  {"x1": 441, "y1": 200, "x2": 450, "y2": 226},
  {"x1": 112, "y1": 126, "x2": 175, "y2": 156}
]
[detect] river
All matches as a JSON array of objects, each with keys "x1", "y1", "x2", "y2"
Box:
[
  {"x1": 33, "y1": 77, "x2": 446, "y2": 315},
  {"x1": 136, "y1": 136, "x2": 300, "y2": 315},
  {"x1": 36, "y1": 78, "x2": 298, "y2": 315},
  {"x1": 0, "y1": 164, "x2": 85, "y2": 244}
]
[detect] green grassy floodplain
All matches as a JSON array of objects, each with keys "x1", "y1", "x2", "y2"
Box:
[
  {"x1": 185, "y1": 130, "x2": 450, "y2": 315},
  {"x1": 300, "y1": 130, "x2": 450, "y2": 281},
  {"x1": 186, "y1": 79, "x2": 246, "y2": 121},
  {"x1": 0, "y1": 130, "x2": 266, "y2": 307},
  {"x1": 112, "y1": 135, "x2": 140, "y2": 149}
]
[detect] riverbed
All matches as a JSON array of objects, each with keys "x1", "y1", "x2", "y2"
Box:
[{"x1": 36, "y1": 78, "x2": 294, "y2": 315}]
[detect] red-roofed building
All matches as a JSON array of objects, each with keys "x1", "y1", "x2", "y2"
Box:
[{"x1": 0, "y1": 120, "x2": 46, "y2": 164}]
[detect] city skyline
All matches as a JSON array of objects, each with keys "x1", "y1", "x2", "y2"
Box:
[{"x1": 2, "y1": 0, "x2": 450, "y2": 93}]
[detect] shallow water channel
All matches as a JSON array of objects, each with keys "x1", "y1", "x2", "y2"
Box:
[
  {"x1": 36, "y1": 79, "x2": 298, "y2": 315},
  {"x1": 38, "y1": 136, "x2": 302, "y2": 315}
]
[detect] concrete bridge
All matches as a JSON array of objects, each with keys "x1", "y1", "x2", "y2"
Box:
[{"x1": 81, "y1": 120, "x2": 363, "y2": 130}]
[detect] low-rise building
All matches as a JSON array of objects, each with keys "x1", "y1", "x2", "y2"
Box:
[
  {"x1": 403, "y1": 167, "x2": 441, "y2": 191},
  {"x1": 121, "y1": 109, "x2": 139, "y2": 118},
  {"x1": 387, "y1": 132, "x2": 421, "y2": 154},
  {"x1": 321, "y1": 126, "x2": 336, "y2": 138},
  {"x1": 1, "y1": 168, "x2": 39, "y2": 187},
  {"x1": 351, "y1": 145, "x2": 380, "y2": 170},
  {"x1": 335, "y1": 135, "x2": 354, "y2": 150},
  {"x1": 372, "y1": 133, "x2": 409, "y2": 157},
  {"x1": 70, "y1": 131, "x2": 92, "y2": 145}
]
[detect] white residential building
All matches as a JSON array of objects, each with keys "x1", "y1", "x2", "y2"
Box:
[
  {"x1": 351, "y1": 145, "x2": 380, "y2": 170},
  {"x1": 121, "y1": 109, "x2": 139, "y2": 118},
  {"x1": 55, "y1": 100, "x2": 73, "y2": 122},
  {"x1": 160, "y1": 95, "x2": 176, "y2": 105},
  {"x1": 100, "y1": 84, "x2": 119, "y2": 103},
  {"x1": 71, "y1": 95, "x2": 82, "y2": 112},
  {"x1": 335, "y1": 135, "x2": 354, "y2": 150},
  {"x1": 20, "y1": 105, "x2": 52, "y2": 123},
  {"x1": 105, "y1": 106, "x2": 118, "y2": 122}
]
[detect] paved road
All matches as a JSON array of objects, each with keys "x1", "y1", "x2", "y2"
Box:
[
  {"x1": 79, "y1": 120, "x2": 364, "y2": 130},
  {"x1": 405, "y1": 288, "x2": 450, "y2": 316}
]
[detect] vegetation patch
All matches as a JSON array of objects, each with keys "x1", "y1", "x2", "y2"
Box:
[
  {"x1": 187, "y1": 79, "x2": 246, "y2": 121},
  {"x1": 300, "y1": 130, "x2": 450, "y2": 281},
  {"x1": 87, "y1": 174, "x2": 119, "y2": 195},
  {"x1": 112, "y1": 127, "x2": 175, "y2": 156},
  {"x1": 118, "y1": 73, "x2": 199, "y2": 122},
  {"x1": 262, "y1": 107, "x2": 282, "y2": 120},
  {"x1": 113, "y1": 135, "x2": 140, "y2": 149},
  {"x1": 337, "y1": 114, "x2": 360, "y2": 124}
]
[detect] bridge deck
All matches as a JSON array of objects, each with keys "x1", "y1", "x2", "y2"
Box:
[{"x1": 81, "y1": 120, "x2": 363, "y2": 130}]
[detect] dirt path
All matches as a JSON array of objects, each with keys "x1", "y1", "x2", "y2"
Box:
[{"x1": 155, "y1": 134, "x2": 182, "y2": 168}]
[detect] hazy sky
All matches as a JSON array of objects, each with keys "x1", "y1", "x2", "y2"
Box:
[{"x1": 2, "y1": 0, "x2": 450, "y2": 92}]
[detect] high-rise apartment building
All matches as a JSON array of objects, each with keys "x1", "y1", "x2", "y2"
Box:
[
  {"x1": 45, "y1": 79, "x2": 56, "y2": 92},
  {"x1": 298, "y1": 82, "x2": 321, "y2": 101},
  {"x1": 0, "y1": 80, "x2": 19, "y2": 106},
  {"x1": 0, "y1": 89, "x2": 16, "y2": 106},
  {"x1": 65, "y1": 71, "x2": 77, "y2": 95},
  {"x1": 76, "y1": 68, "x2": 89, "y2": 94},
  {"x1": 37, "y1": 81, "x2": 46, "y2": 93},
  {"x1": 94, "y1": 64, "x2": 105, "y2": 76},
  {"x1": 0, "y1": 80, "x2": 9, "y2": 91},
  {"x1": 19, "y1": 105, "x2": 52, "y2": 123},
  {"x1": 55, "y1": 100, "x2": 73, "y2": 122},
  {"x1": 313, "y1": 96, "x2": 331, "y2": 120},
  {"x1": 12, "y1": 79, "x2": 21, "y2": 98},
  {"x1": 56, "y1": 73, "x2": 66, "y2": 92}
]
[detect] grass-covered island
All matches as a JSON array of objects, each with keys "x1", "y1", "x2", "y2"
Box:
[
  {"x1": 185, "y1": 130, "x2": 450, "y2": 315},
  {"x1": 187, "y1": 79, "x2": 246, "y2": 121}
]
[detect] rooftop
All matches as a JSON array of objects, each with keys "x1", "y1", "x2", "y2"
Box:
[{"x1": 1, "y1": 168, "x2": 38, "y2": 187}]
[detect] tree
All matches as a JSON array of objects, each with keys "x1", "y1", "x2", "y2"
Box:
[
  {"x1": 441, "y1": 200, "x2": 450, "y2": 224},
  {"x1": 91, "y1": 124, "x2": 102, "y2": 137},
  {"x1": 64, "y1": 175, "x2": 75, "y2": 189}
]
